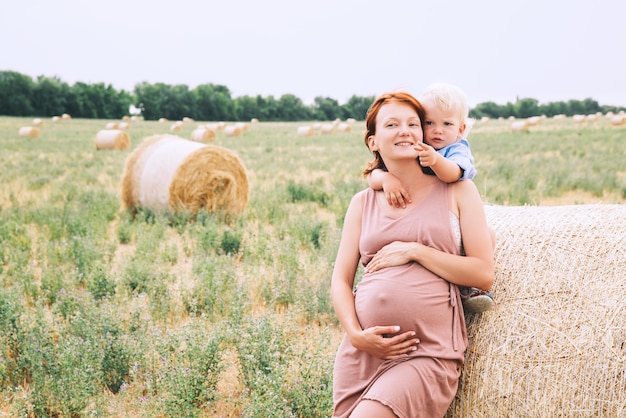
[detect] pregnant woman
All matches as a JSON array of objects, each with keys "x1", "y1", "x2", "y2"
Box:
[{"x1": 331, "y1": 91, "x2": 494, "y2": 418}]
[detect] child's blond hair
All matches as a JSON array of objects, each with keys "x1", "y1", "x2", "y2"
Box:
[{"x1": 419, "y1": 82, "x2": 469, "y2": 126}]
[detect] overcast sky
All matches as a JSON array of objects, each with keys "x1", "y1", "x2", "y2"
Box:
[{"x1": 2, "y1": 0, "x2": 625, "y2": 107}]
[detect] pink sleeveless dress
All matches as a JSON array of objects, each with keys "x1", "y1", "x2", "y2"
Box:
[{"x1": 332, "y1": 181, "x2": 467, "y2": 418}]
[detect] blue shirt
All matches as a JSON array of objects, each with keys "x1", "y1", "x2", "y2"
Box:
[{"x1": 437, "y1": 138, "x2": 476, "y2": 180}]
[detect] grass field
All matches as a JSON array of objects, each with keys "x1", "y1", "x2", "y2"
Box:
[{"x1": 0, "y1": 115, "x2": 624, "y2": 416}]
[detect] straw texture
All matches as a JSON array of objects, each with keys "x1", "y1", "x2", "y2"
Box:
[
  {"x1": 446, "y1": 204, "x2": 626, "y2": 417},
  {"x1": 169, "y1": 144, "x2": 249, "y2": 216}
]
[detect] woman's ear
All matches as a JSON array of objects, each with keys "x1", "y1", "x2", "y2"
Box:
[{"x1": 368, "y1": 135, "x2": 378, "y2": 151}]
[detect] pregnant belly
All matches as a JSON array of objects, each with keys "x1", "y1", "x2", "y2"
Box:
[{"x1": 355, "y1": 265, "x2": 451, "y2": 334}]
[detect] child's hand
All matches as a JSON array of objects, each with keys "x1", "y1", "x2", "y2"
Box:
[
  {"x1": 415, "y1": 143, "x2": 439, "y2": 168},
  {"x1": 383, "y1": 174, "x2": 411, "y2": 208}
]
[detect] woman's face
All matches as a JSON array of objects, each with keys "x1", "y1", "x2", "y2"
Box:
[{"x1": 368, "y1": 101, "x2": 423, "y2": 161}]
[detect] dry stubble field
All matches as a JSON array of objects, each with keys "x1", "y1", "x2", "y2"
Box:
[{"x1": 0, "y1": 114, "x2": 624, "y2": 416}]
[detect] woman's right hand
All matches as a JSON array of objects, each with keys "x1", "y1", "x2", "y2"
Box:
[
  {"x1": 365, "y1": 241, "x2": 420, "y2": 273},
  {"x1": 349, "y1": 325, "x2": 419, "y2": 360}
]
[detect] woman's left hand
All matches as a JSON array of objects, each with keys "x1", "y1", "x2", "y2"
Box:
[{"x1": 365, "y1": 241, "x2": 419, "y2": 273}]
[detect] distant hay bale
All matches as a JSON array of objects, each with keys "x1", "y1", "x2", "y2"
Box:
[
  {"x1": 18, "y1": 127, "x2": 40, "y2": 138},
  {"x1": 95, "y1": 129, "x2": 130, "y2": 150},
  {"x1": 446, "y1": 204, "x2": 626, "y2": 417},
  {"x1": 122, "y1": 115, "x2": 131, "y2": 121},
  {"x1": 118, "y1": 122, "x2": 130, "y2": 130},
  {"x1": 120, "y1": 134, "x2": 248, "y2": 218},
  {"x1": 52, "y1": 116, "x2": 61, "y2": 122},
  {"x1": 170, "y1": 121, "x2": 183, "y2": 131},
  {"x1": 610, "y1": 114, "x2": 626, "y2": 126},
  {"x1": 320, "y1": 123, "x2": 335, "y2": 134},
  {"x1": 158, "y1": 118, "x2": 168, "y2": 123},
  {"x1": 32, "y1": 118, "x2": 44, "y2": 126},
  {"x1": 337, "y1": 122, "x2": 351, "y2": 132},
  {"x1": 105, "y1": 122, "x2": 119, "y2": 129},
  {"x1": 572, "y1": 114, "x2": 586, "y2": 123},
  {"x1": 297, "y1": 126, "x2": 315, "y2": 137},
  {"x1": 62, "y1": 113, "x2": 71, "y2": 120},
  {"x1": 223, "y1": 125, "x2": 242, "y2": 137},
  {"x1": 251, "y1": 118, "x2": 259, "y2": 124},
  {"x1": 190, "y1": 127, "x2": 216, "y2": 143},
  {"x1": 510, "y1": 120, "x2": 529, "y2": 132},
  {"x1": 234, "y1": 122, "x2": 249, "y2": 132}
]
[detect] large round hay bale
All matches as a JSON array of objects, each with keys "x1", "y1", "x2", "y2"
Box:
[
  {"x1": 32, "y1": 118, "x2": 44, "y2": 126},
  {"x1": 18, "y1": 126, "x2": 40, "y2": 138},
  {"x1": 190, "y1": 127, "x2": 216, "y2": 143},
  {"x1": 120, "y1": 135, "x2": 248, "y2": 218},
  {"x1": 95, "y1": 129, "x2": 130, "y2": 150},
  {"x1": 446, "y1": 204, "x2": 626, "y2": 417}
]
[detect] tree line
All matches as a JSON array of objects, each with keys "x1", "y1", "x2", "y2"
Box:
[{"x1": 1, "y1": 70, "x2": 623, "y2": 121}]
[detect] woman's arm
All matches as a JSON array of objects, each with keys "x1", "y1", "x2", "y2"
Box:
[
  {"x1": 426, "y1": 179, "x2": 494, "y2": 289},
  {"x1": 330, "y1": 193, "x2": 365, "y2": 337},
  {"x1": 331, "y1": 192, "x2": 420, "y2": 359}
]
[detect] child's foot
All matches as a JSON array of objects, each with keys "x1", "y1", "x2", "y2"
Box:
[{"x1": 461, "y1": 288, "x2": 494, "y2": 313}]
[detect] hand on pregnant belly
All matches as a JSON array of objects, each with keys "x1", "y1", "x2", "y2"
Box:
[
  {"x1": 364, "y1": 241, "x2": 419, "y2": 273},
  {"x1": 351, "y1": 325, "x2": 420, "y2": 360}
]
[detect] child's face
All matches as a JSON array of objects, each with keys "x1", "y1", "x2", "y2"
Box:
[{"x1": 421, "y1": 97, "x2": 466, "y2": 150}]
